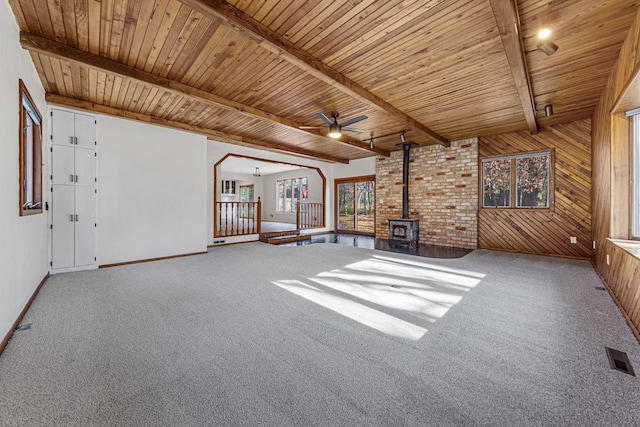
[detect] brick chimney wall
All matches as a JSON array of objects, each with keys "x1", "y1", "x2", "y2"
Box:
[{"x1": 375, "y1": 138, "x2": 478, "y2": 249}]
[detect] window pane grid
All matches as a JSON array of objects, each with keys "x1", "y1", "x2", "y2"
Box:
[{"x1": 276, "y1": 177, "x2": 308, "y2": 213}]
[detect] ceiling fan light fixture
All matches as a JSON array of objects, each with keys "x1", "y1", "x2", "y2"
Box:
[{"x1": 328, "y1": 123, "x2": 342, "y2": 138}]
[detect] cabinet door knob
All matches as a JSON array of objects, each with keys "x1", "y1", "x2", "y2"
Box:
[
  {"x1": 69, "y1": 214, "x2": 74, "y2": 222},
  {"x1": 69, "y1": 136, "x2": 74, "y2": 145},
  {"x1": 70, "y1": 174, "x2": 74, "y2": 182}
]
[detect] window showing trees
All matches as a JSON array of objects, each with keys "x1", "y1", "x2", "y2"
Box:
[
  {"x1": 336, "y1": 176, "x2": 375, "y2": 234},
  {"x1": 19, "y1": 80, "x2": 43, "y2": 216},
  {"x1": 632, "y1": 112, "x2": 640, "y2": 238},
  {"x1": 276, "y1": 177, "x2": 308, "y2": 213},
  {"x1": 482, "y1": 152, "x2": 552, "y2": 209}
]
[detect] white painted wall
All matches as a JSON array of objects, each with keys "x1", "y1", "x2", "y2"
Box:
[
  {"x1": 0, "y1": 0, "x2": 49, "y2": 342},
  {"x1": 331, "y1": 157, "x2": 376, "y2": 179},
  {"x1": 99, "y1": 117, "x2": 208, "y2": 264}
]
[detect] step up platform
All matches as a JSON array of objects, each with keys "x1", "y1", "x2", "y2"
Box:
[{"x1": 259, "y1": 230, "x2": 311, "y2": 245}]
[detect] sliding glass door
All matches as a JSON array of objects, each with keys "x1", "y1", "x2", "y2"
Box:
[{"x1": 335, "y1": 176, "x2": 375, "y2": 235}]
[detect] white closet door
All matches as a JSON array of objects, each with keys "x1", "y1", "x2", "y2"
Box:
[
  {"x1": 74, "y1": 186, "x2": 96, "y2": 267},
  {"x1": 52, "y1": 145, "x2": 75, "y2": 185},
  {"x1": 51, "y1": 185, "x2": 75, "y2": 269},
  {"x1": 75, "y1": 114, "x2": 96, "y2": 148},
  {"x1": 51, "y1": 110, "x2": 75, "y2": 147},
  {"x1": 75, "y1": 147, "x2": 95, "y2": 186}
]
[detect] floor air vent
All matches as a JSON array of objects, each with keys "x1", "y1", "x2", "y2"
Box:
[
  {"x1": 595, "y1": 286, "x2": 606, "y2": 291},
  {"x1": 390, "y1": 285, "x2": 401, "y2": 289},
  {"x1": 605, "y1": 347, "x2": 635, "y2": 376},
  {"x1": 15, "y1": 323, "x2": 31, "y2": 332}
]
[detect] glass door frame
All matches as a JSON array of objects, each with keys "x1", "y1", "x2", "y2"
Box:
[{"x1": 334, "y1": 175, "x2": 376, "y2": 236}]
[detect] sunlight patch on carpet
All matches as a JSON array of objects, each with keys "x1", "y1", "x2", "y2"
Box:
[{"x1": 273, "y1": 279, "x2": 428, "y2": 341}]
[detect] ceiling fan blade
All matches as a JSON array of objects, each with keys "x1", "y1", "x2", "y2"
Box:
[
  {"x1": 299, "y1": 126, "x2": 327, "y2": 129},
  {"x1": 340, "y1": 115, "x2": 368, "y2": 127},
  {"x1": 316, "y1": 112, "x2": 333, "y2": 125},
  {"x1": 342, "y1": 127, "x2": 365, "y2": 133}
]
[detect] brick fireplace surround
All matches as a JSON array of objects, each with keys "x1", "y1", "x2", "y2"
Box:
[{"x1": 375, "y1": 138, "x2": 478, "y2": 249}]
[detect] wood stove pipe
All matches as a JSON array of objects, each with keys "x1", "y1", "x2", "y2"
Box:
[{"x1": 399, "y1": 133, "x2": 416, "y2": 219}]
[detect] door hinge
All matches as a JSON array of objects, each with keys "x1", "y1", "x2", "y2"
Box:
[
  {"x1": 50, "y1": 134, "x2": 53, "y2": 140},
  {"x1": 50, "y1": 111, "x2": 53, "y2": 117},
  {"x1": 45, "y1": 201, "x2": 49, "y2": 211},
  {"x1": 50, "y1": 224, "x2": 52, "y2": 229},
  {"x1": 50, "y1": 147, "x2": 53, "y2": 152},
  {"x1": 50, "y1": 261, "x2": 52, "y2": 266},
  {"x1": 94, "y1": 223, "x2": 97, "y2": 228},
  {"x1": 94, "y1": 257, "x2": 96, "y2": 261}
]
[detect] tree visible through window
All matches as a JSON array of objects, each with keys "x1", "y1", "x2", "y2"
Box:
[
  {"x1": 631, "y1": 112, "x2": 640, "y2": 238},
  {"x1": 482, "y1": 152, "x2": 552, "y2": 209},
  {"x1": 19, "y1": 80, "x2": 43, "y2": 216},
  {"x1": 276, "y1": 177, "x2": 308, "y2": 213}
]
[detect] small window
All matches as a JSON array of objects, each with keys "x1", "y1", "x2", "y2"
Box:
[
  {"x1": 276, "y1": 177, "x2": 308, "y2": 213},
  {"x1": 481, "y1": 151, "x2": 553, "y2": 209},
  {"x1": 19, "y1": 80, "x2": 43, "y2": 216}
]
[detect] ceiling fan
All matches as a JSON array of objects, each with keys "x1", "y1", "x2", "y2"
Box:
[{"x1": 300, "y1": 112, "x2": 368, "y2": 139}]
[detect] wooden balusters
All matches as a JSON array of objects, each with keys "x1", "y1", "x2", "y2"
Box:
[
  {"x1": 215, "y1": 200, "x2": 262, "y2": 237},
  {"x1": 297, "y1": 202, "x2": 324, "y2": 230}
]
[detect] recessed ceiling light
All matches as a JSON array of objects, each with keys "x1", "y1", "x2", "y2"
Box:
[{"x1": 538, "y1": 28, "x2": 552, "y2": 40}]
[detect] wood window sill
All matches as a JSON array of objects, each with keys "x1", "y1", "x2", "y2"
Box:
[{"x1": 608, "y1": 238, "x2": 640, "y2": 260}]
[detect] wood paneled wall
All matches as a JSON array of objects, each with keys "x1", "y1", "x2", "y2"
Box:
[
  {"x1": 478, "y1": 120, "x2": 592, "y2": 258},
  {"x1": 592, "y1": 6, "x2": 640, "y2": 341}
]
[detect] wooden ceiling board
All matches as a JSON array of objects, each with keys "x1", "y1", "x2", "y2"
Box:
[
  {"x1": 9, "y1": 0, "x2": 640, "y2": 160},
  {"x1": 322, "y1": 0, "x2": 455, "y2": 70},
  {"x1": 519, "y1": 0, "x2": 639, "y2": 126}
]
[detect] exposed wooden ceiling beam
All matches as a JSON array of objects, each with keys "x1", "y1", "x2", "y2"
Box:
[
  {"x1": 46, "y1": 94, "x2": 350, "y2": 164},
  {"x1": 490, "y1": 0, "x2": 538, "y2": 134},
  {"x1": 177, "y1": 0, "x2": 450, "y2": 148},
  {"x1": 20, "y1": 32, "x2": 387, "y2": 157}
]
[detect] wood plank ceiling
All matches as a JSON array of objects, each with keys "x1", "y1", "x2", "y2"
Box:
[{"x1": 8, "y1": 0, "x2": 639, "y2": 163}]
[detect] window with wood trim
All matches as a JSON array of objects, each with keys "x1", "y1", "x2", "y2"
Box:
[
  {"x1": 481, "y1": 151, "x2": 553, "y2": 209},
  {"x1": 276, "y1": 177, "x2": 308, "y2": 213},
  {"x1": 19, "y1": 80, "x2": 43, "y2": 216},
  {"x1": 630, "y1": 111, "x2": 640, "y2": 239}
]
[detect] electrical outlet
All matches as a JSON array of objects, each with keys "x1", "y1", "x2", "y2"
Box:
[
  {"x1": 570, "y1": 236, "x2": 577, "y2": 244},
  {"x1": 607, "y1": 254, "x2": 610, "y2": 265}
]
